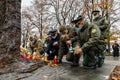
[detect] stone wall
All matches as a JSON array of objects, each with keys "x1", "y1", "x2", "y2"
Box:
[{"x1": 0, "y1": 0, "x2": 21, "y2": 59}]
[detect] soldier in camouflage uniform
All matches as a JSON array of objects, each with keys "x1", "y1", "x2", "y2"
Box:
[
  {"x1": 92, "y1": 10, "x2": 108, "y2": 67},
  {"x1": 37, "y1": 38, "x2": 45, "y2": 55},
  {"x1": 67, "y1": 15, "x2": 101, "y2": 69},
  {"x1": 29, "y1": 35, "x2": 44, "y2": 55},
  {"x1": 58, "y1": 26, "x2": 69, "y2": 63},
  {"x1": 58, "y1": 24, "x2": 80, "y2": 64},
  {"x1": 66, "y1": 22, "x2": 82, "y2": 63},
  {"x1": 28, "y1": 36, "x2": 34, "y2": 53}
]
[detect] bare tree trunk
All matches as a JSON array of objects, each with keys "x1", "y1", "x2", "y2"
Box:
[
  {"x1": 105, "y1": 0, "x2": 110, "y2": 53},
  {"x1": 0, "y1": 0, "x2": 21, "y2": 59},
  {"x1": 40, "y1": 12, "x2": 43, "y2": 39},
  {"x1": 91, "y1": 0, "x2": 94, "y2": 22}
]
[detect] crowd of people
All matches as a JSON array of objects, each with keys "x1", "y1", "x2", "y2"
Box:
[{"x1": 21, "y1": 10, "x2": 119, "y2": 69}]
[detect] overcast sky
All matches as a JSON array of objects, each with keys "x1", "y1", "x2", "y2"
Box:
[
  {"x1": 21, "y1": 0, "x2": 33, "y2": 8},
  {"x1": 21, "y1": 0, "x2": 120, "y2": 31}
]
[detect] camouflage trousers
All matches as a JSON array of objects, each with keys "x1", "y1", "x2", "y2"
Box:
[
  {"x1": 58, "y1": 42, "x2": 80, "y2": 63},
  {"x1": 58, "y1": 44, "x2": 69, "y2": 61},
  {"x1": 96, "y1": 44, "x2": 106, "y2": 58},
  {"x1": 83, "y1": 47, "x2": 98, "y2": 67},
  {"x1": 95, "y1": 44, "x2": 106, "y2": 67},
  {"x1": 58, "y1": 48, "x2": 79, "y2": 63}
]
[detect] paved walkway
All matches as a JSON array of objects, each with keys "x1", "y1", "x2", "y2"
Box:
[{"x1": 0, "y1": 56, "x2": 120, "y2": 80}]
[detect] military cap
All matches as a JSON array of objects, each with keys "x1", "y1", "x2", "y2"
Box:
[
  {"x1": 91, "y1": 10, "x2": 100, "y2": 14},
  {"x1": 48, "y1": 29, "x2": 57, "y2": 34},
  {"x1": 47, "y1": 31, "x2": 51, "y2": 35},
  {"x1": 50, "y1": 29, "x2": 57, "y2": 33},
  {"x1": 49, "y1": 29, "x2": 57, "y2": 36},
  {"x1": 71, "y1": 15, "x2": 83, "y2": 23}
]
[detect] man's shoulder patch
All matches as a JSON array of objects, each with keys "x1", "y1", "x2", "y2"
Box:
[{"x1": 91, "y1": 28, "x2": 96, "y2": 33}]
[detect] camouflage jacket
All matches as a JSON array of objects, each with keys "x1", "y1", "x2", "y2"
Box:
[
  {"x1": 93, "y1": 16, "x2": 108, "y2": 39},
  {"x1": 58, "y1": 27, "x2": 78, "y2": 54},
  {"x1": 69, "y1": 27, "x2": 79, "y2": 47},
  {"x1": 71, "y1": 22, "x2": 101, "y2": 52}
]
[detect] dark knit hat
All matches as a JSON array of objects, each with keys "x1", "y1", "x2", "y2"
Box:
[{"x1": 59, "y1": 26, "x2": 67, "y2": 33}]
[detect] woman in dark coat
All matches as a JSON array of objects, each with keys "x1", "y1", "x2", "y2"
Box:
[{"x1": 112, "y1": 41, "x2": 119, "y2": 57}]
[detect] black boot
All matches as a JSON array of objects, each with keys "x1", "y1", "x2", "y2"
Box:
[
  {"x1": 83, "y1": 62, "x2": 97, "y2": 69},
  {"x1": 71, "y1": 54, "x2": 80, "y2": 67},
  {"x1": 83, "y1": 65, "x2": 96, "y2": 69},
  {"x1": 98, "y1": 56, "x2": 104, "y2": 67},
  {"x1": 71, "y1": 62, "x2": 79, "y2": 67}
]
